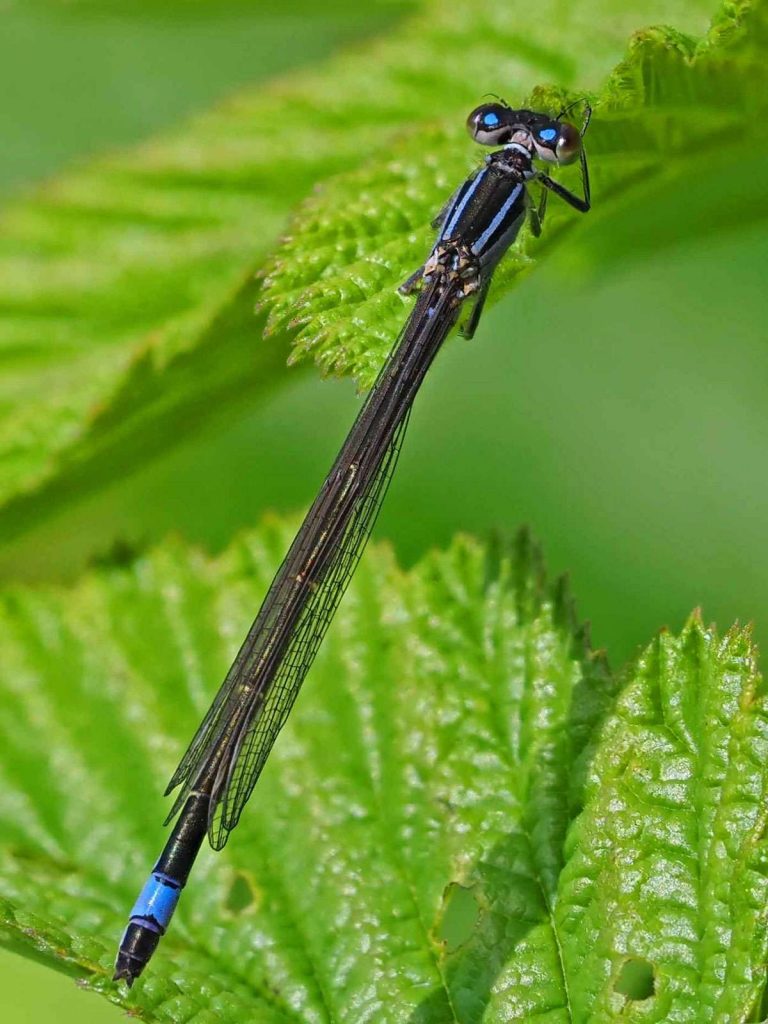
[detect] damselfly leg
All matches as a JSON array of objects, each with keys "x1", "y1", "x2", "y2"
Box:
[
  {"x1": 536, "y1": 170, "x2": 590, "y2": 213},
  {"x1": 460, "y1": 280, "x2": 491, "y2": 339}
]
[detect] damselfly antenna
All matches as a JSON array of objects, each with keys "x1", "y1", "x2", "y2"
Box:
[
  {"x1": 556, "y1": 97, "x2": 592, "y2": 137},
  {"x1": 482, "y1": 91, "x2": 510, "y2": 108}
]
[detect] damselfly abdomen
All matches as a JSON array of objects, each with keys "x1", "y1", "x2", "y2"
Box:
[{"x1": 114, "y1": 97, "x2": 592, "y2": 985}]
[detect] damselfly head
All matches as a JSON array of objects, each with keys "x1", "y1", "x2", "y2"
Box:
[{"x1": 467, "y1": 100, "x2": 590, "y2": 167}]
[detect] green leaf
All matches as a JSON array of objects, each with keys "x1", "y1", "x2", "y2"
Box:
[
  {"x1": 0, "y1": 523, "x2": 612, "y2": 1020},
  {"x1": 1, "y1": 523, "x2": 767, "y2": 1020},
  {"x1": 553, "y1": 619, "x2": 768, "y2": 1022},
  {"x1": 415, "y1": 619, "x2": 768, "y2": 1022},
  {"x1": 0, "y1": 0, "x2": 719, "y2": 552},
  {"x1": 260, "y1": 0, "x2": 768, "y2": 385}
]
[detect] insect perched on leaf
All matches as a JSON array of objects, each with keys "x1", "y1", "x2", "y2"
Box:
[{"x1": 114, "y1": 95, "x2": 592, "y2": 985}]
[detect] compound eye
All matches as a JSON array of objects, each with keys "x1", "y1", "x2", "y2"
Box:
[
  {"x1": 555, "y1": 121, "x2": 581, "y2": 164},
  {"x1": 466, "y1": 103, "x2": 511, "y2": 145}
]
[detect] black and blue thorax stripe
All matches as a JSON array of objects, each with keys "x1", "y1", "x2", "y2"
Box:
[{"x1": 439, "y1": 146, "x2": 531, "y2": 264}]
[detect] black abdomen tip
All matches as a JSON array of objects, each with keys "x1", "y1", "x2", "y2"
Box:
[
  {"x1": 113, "y1": 955, "x2": 138, "y2": 987},
  {"x1": 113, "y1": 922, "x2": 161, "y2": 986}
]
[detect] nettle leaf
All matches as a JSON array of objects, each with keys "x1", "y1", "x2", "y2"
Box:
[
  {"x1": 1, "y1": 523, "x2": 767, "y2": 1020},
  {"x1": 0, "y1": 523, "x2": 615, "y2": 1021},
  {"x1": 496, "y1": 619, "x2": 768, "y2": 1021},
  {"x1": 260, "y1": 0, "x2": 768, "y2": 385},
  {"x1": 0, "y1": 0, "x2": 718, "y2": 546}
]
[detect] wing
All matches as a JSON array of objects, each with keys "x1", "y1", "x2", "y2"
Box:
[
  {"x1": 165, "y1": 279, "x2": 459, "y2": 848},
  {"x1": 209, "y1": 408, "x2": 410, "y2": 846}
]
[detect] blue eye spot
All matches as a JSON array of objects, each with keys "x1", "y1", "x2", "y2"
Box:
[
  {"x1": 539, "y1": 127, "x2": 557, "y2": 142},
  {"x1": 483, "y1": 112, "x2": 500, "y2": 127}
]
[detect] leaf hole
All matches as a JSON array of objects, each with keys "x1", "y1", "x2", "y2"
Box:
[
  {"x1": 224, "y1": 870, "x2": 258, "y2": 914},
  {"x1": 614, "y1": 957, "x2": 655, "y2": 1001},
  {"x1": 435, "y1": 882, "x2": 480, "y2": 953}
]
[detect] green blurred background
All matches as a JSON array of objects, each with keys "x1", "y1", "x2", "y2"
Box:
[{"x1": 1, "y1": 1, "x2": 765, "y2": 1020}]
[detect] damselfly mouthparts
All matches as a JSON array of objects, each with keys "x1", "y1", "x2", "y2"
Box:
[{"x1": 114, "y1": 97, "x2": 592, "y2": 985}]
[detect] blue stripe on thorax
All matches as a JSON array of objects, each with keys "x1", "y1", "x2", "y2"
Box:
[
  {"x1": 471, "y1": 182, "x2": 524, "y2": 256},
  {"x1": 441, "y1": 169, "x2": 487, "y2": 241}
]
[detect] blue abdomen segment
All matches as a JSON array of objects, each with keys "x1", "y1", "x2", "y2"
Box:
[
  {"x1": 114, "y1": 792, "x2": 210, "y2": 986},
  {"x1": 129, "y1": 871, "x2": 182, "y2": 933}
]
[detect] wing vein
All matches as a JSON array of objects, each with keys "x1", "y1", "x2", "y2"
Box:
[{"x1": 165, "y1": 280, "x2": 459, "y2": 848}]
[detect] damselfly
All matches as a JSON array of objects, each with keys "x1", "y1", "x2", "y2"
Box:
[{"x1": 114, "y1": 97, "x2": 592, "y2": 985}]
